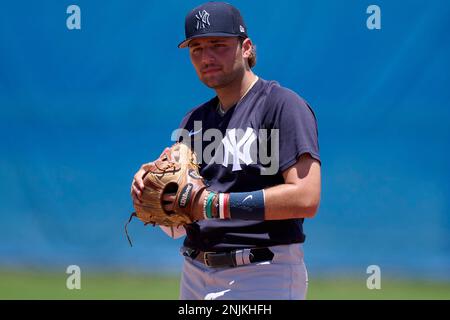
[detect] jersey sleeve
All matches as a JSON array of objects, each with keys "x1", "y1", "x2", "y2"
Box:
[
  {"x1": 173, "y1": 105, "x2": 201, "y2": 142},
  {"x1": 174, "y1": 99, "x2": 214, "y2": 141},
  {"x1": 264, "y1": 86, "x2": 320, "y2": 173},
  {"x1": 177, "y1": 109, "x2": 195, "y2": 130}
]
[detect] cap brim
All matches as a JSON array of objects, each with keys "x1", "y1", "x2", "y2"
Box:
[{"x1": 178, "y1": 33, "x2": 243, "y2": 48}]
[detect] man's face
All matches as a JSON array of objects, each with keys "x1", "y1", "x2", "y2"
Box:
[{"x1": 188, "y1": 37, "x2": 246, "y2": 89}]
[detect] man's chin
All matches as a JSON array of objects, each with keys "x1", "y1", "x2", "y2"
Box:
[
  {"x1": 201, "y1": 79, "x2": 221, "y2": 89},
  {"x1": 201, "y1": 76, "x2": 229, "y2": 89}
]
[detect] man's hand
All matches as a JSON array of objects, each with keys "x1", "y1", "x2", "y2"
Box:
[
  {"x1": 131, "y1": 147, "x2": 183, "y2": 204},
  {"x1": 130, "y1": 162, "x2": 155, "y2": 204}
]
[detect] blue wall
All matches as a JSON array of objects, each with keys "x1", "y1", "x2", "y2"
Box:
[{"x1": 0, "y1": 0, "x2": 449, "y2": 278}]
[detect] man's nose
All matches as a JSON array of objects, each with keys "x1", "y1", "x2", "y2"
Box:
[{"x1": 200, "y1": 47, "x2": 215, "y2": 64}]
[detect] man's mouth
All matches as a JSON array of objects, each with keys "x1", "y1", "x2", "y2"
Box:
[{"x1": 202, "y1": 67, "x2": 222, "y2": 74}]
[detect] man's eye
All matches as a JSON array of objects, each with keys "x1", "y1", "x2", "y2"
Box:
[{"x1": 214, "y1": 44, "x2": 226, "y2": 47}]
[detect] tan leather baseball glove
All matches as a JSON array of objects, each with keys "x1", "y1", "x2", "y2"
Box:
[{"x1": 125, "y1": 142, "x2": 206, "y2": 245}]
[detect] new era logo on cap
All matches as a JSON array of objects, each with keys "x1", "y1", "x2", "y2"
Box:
[{"x1": 178, "y1": 2, "x2": 249, "y2": 48}]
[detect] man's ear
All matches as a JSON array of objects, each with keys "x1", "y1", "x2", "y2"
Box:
[{"x1": 241, "y1": 38, "x2": 253, "y2": 59}]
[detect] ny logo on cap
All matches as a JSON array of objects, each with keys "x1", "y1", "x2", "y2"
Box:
[{"x1": 195, "y1": 10, "x2": 210, "y2": 30}]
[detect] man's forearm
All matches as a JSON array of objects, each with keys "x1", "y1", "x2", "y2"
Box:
[
  {"x1": 264, "y1": 183, "x2": 320, "y2": 220},
  {"x1": 195, "y1": 183, "x2": 320, "y2": 221}
]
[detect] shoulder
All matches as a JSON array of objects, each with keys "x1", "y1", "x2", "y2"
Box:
[
  {"x1": 267, "y1": 81, "x2": 311, "y2": 112},
  {"x1": 178, "y1": 97, "x2": 217, "y2": 129},
  {"x1": 259, "y1": 79, "x2": 317, "y2": 123},
  {"x1": 183, "y1": 97, "x2": 216, "y2": 119}
]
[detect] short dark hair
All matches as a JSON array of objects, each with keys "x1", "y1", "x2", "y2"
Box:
[{"x1": 239, "y1": 38, "x2": 257, "y2": 69}]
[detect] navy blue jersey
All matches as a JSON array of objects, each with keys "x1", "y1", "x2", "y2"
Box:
[{"x1": 176, "y1": 78, "x2": 320, "y2": 252}]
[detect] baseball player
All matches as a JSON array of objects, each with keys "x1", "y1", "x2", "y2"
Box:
[{"x1": 131, "y1": 1, "x2": 321, "y2": 300}]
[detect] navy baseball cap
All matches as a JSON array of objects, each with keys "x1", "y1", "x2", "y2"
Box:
[{"x1": 178, "y1": 2, "x2": 248, "y2": 48}]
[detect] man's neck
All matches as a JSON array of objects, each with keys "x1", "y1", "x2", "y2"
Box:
[{"x1": 216, "y1": 71, "x2": 258, "y2": 111}]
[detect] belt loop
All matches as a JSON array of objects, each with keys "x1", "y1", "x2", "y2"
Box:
[
  {"x1": 203, "y1": 252, "x2": 214, "y2": 267},
  {"x1": 234, "y1": 249, "x2": 252, "y2": 266},
  {"x1": 243, "y1": 248, "x2": 252, "y2": 265}
]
